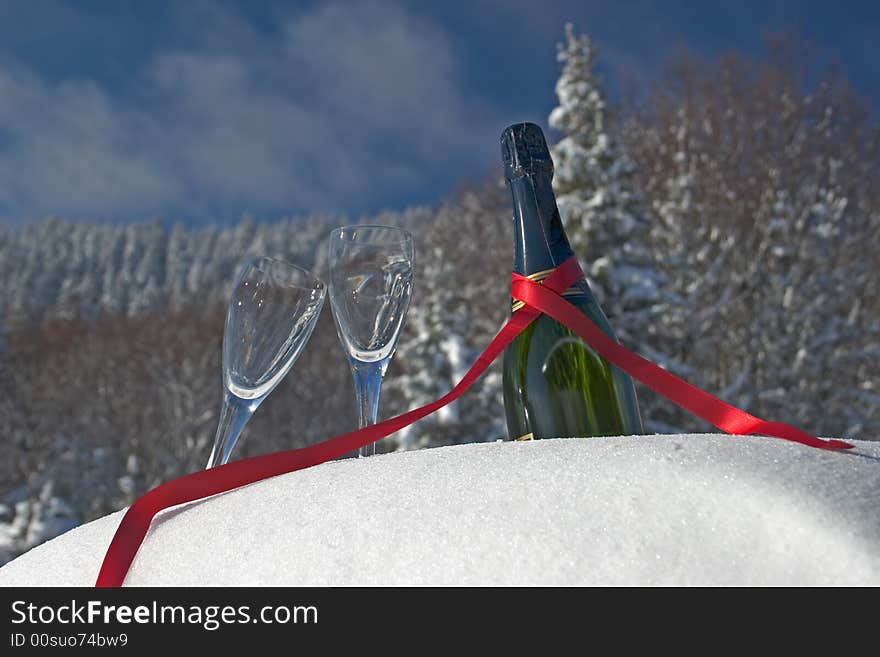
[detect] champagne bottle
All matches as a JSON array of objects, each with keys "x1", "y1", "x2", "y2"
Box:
[{"x1": 501, "y1": 122, "x2": 643, "y2": 440}]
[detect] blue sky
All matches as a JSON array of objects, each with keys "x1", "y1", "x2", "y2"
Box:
[{"x1": 0, "y1": 0, "x2": 877, "y2": 226}]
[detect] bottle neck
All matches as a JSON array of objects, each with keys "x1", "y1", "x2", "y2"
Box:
[{"x1": 508, "y1": 172, "x2": 575, "y2": 277}]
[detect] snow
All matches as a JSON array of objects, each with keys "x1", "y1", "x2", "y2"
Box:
[{"x1": 1, "y1": 434, "x2": 878, "y2": 586}]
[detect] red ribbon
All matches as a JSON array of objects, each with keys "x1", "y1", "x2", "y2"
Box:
[{"x1": 95, "y1": 256, "x2": 852, "y2": 586}]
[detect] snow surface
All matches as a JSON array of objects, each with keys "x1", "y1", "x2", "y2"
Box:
[{"x1": 1, "y1": 434, "x2": 878, "y2": 586}]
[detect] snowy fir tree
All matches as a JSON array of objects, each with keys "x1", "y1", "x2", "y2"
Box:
[
  {"x1": 548, "y1": 25, "x2": 669, "y2": 343},
  {"x1": 548, "y1": 24, "x2": 680, "y2": 431}
]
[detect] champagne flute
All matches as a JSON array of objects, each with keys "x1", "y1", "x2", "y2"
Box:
[
  {"x1": 328, "y1": 225, "x2": 414, "y2": 457},
  {"x1": 206, "y1": 256, "x2": 326, "y2": 469}
]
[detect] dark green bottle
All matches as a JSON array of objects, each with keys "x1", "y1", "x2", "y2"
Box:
[{"x1": 501, "y1": 122, "x2": 643, "y2": 440}]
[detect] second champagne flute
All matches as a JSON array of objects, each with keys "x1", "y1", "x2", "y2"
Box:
[
  {"x1": 206, "y1": 256, "x2": 326, "y2": 469},
  {"x1": 328, "y1": 225, "x2": 414, "y2": 457}
]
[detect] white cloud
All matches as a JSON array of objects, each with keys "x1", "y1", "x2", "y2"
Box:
[
  {"x1": 0, "y1": 1, "x2": 504, "y2": 223},
  {"x1": 0, "y1": 64, "x2": 181, "y2": 219}
]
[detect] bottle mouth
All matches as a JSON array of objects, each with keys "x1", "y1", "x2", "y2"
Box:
[{"x1": 501, "y1": 122, "x2": 554, "y2": 180}]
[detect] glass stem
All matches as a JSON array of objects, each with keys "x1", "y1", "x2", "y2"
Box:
[
  {"x1": 350, "y1": 358, "x2": 389, "y2": 457},
  {"x1": 206, "y1": 391, "x2": 258, "y2": 469}
]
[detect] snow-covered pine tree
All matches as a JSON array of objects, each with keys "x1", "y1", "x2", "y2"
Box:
[
  {"x1": 100, "y1": 225, "x2": 127, "y2": 316},
  {"x1": 165, "y1": 222, "x2": 191, "y2": 311},
  {"x1": 548, "y1": 24, "x2": 677, "y2": 431},
  {"x1": 130, "y1": 219, "x2": 166, "y2": 315},
  {"x1": 548, "y1": 24, "x2": 667, "y2": 339},
  {"x1": 74, "y1": 224, "x2": 104, "y2": 320}
]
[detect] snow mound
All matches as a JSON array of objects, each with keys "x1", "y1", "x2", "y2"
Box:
[{"x1": 1, "y1": 434, "x2": 879, "y2": 586}]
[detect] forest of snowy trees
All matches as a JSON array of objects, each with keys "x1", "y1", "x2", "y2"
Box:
[{"x1": 1, "y1": 28, "x2": 877, "y2": 564}]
